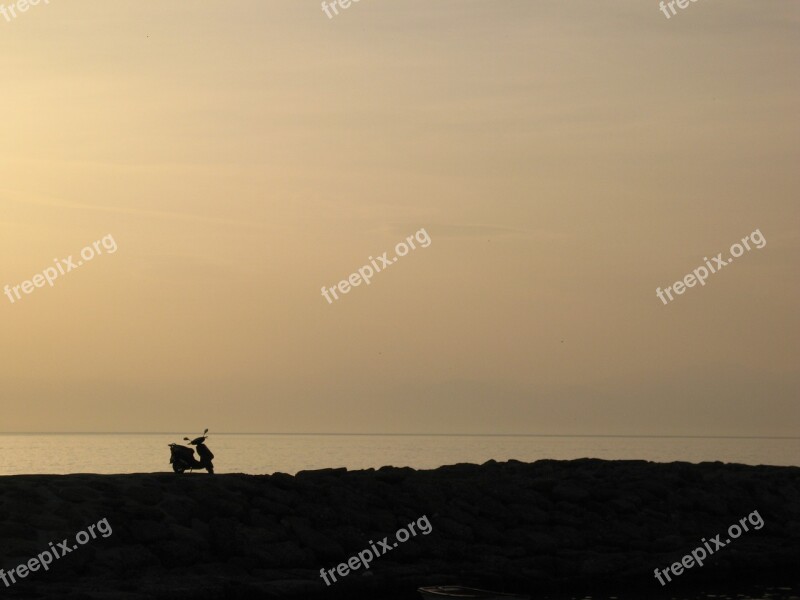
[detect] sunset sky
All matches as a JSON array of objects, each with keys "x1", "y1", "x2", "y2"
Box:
[{"x1": 1, "y1": 1, "x2": 798, "y2": 435}]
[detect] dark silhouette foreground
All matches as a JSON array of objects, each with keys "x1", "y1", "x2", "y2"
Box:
[{"x1": 0, "y1": 459, "x2": 798, "y2": 599}]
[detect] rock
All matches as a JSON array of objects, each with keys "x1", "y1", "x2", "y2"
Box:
[
  {"x1": 0, "y1": 460, "x2": 799, "y2": 598},
  {"x1": 281, "y1": 516, "x2": 344, "y2": 559},
  {"x1": 129, "y1": 519, "x2": 170, "y2": 544},
  {"x1": 153, "y1": 539, "x2": 203, "y2": 567},
  {"x1": 126, "y1": 485, "x2": 163, "y2": 506},
  {"x1": 552, "y1": 482, "x2": 590, "y2": 501},
  {"x1": 375, "y1": 466, "x2": 415, "y2": 483}
]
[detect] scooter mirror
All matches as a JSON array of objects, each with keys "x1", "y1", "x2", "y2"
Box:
[
  {"x1": 204, "y1": 429, "x2": 209, "y2": 435},
  {"x1": 183, "y1": 437, "x2": 190, "y2": 441}
]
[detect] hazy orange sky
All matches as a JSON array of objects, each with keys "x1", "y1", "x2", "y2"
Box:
[{"x1": 1, "y1": 1, "x2": 798, "y2": 435}]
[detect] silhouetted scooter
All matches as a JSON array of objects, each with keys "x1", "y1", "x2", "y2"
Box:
[{"x1": 169, "y1": 429, "x2": 215, "y2": 474}]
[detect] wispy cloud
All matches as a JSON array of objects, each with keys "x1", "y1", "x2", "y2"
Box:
[
  {"x1": 2, "y1": 191, "x2": 266, "y2": 231},
  {"x1": 388, "y1": 223, "x2": 566, "y2": 241}
]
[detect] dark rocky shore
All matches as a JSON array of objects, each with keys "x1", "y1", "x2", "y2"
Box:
[{"x1": 1, "y1": 459, "x2": 799, "y2": 599}]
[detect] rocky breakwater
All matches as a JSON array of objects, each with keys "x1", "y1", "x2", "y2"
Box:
[{"x1": 0, "y1": 459, "x2": 799, "y2": 599}]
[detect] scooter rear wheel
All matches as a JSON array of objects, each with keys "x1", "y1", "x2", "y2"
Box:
[{"x1": 172, "y1": 462, "x2": 187, "y2": 474}]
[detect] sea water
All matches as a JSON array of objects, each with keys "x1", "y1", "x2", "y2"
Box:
[{"x1": 0, "y1": 433, "x2": 797, "y2": 475}]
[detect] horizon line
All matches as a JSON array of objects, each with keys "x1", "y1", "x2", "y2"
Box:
[{"x1": 0, "y1": 432, "x2": 798, "y2": 440}]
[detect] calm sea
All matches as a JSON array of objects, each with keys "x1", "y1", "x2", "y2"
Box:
[{"x1": 0, "y1": 433, "x2": 797, "y2": 475}]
